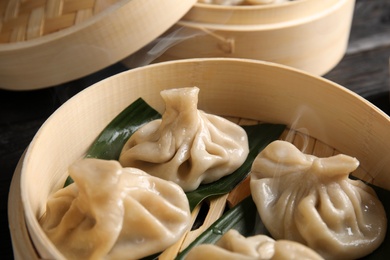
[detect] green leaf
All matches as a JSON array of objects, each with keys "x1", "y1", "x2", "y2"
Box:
[
  {"x1": 85, "y1": 98, "x2": 161, "y2": 159},
  {"x1": 64, "y1": 98, "x2": 161, "y2": 186},
  {"x1": 185, "y1": 123, "x2": 286, "y2": 211},
  {"x1": 176, "y1": 196, "x2": 265, "y2": 260}
]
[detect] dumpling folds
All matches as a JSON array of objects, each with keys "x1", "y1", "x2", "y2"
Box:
[
  {"x1": 185, "y1": 229, "x2": 324, "y2": 260},
  {"x1": 40, "y1": 158, "x2": 191, "y2": 260},
  {"x1": 250, "y1": 140, "x2": 387, "y2": 260},
  {"x1": 119, "y1": 87, "x2": 249, "y2": 192}
]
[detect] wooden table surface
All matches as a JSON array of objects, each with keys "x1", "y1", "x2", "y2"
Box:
[{"x1": 1, "y1": 0, "x2": 389, "y2": 258}]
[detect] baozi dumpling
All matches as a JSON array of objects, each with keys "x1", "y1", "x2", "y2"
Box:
[
  {"x1": 185, "y1": 229, "x2": 324, "y2": 260},
  {"x1": 40, "y1": 158, "x2": 191, "y2": 260},
  {"x1": 119, "y1": 87, "x2": 249, "y2": 192},
  {"x1": 250, "y1": 140, "x2": 387, "y2": 259}
]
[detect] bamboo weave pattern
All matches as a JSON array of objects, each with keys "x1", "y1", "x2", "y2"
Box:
[{"x1": 0, "y1": 0, "x2": 120, "y2": 43}]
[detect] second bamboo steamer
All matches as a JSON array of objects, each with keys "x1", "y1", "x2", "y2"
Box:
[{"x1": 124, "y1": 0, "x2": 355, "y2": 76}]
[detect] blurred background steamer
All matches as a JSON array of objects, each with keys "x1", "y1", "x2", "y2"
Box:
[
  {"x1": 0, "y1": 0, "x2": 197, "y2": 90},
  {"x1": 123, "y1": 0, "x2": 356, "y2": 76},
  {"x1": 0, "y1": 0, "x2": 356, "y2": 91}
]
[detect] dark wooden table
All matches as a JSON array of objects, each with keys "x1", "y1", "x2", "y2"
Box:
[{"x1": 1, "y1": 0, "x2": 389, "y2": 258}]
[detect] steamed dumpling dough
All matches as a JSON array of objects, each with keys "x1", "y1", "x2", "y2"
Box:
[
  {"x1": 250, "y1": 140, "x2": 387, "y2": 259},
  {"x1": 185, "y1": 229, "x2": 324, "y2": 260},
  {"x1": 40, "y1": 158, "x2": 191, "y2": 260},
  {"x1": 119, "y1": 87, "x2": 249, "y2": 192}
]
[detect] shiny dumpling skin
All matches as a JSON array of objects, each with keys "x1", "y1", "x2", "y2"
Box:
[
  {"x1": 250, "y1": 140, "x2": 387, "y2": 260},
  {"x1": 40, "y1": 158, "x2": 191, "y2": 260},
  {"x1": 185, "y1": 229, "x2": 324, "y2": 260},
  {"x1": 119, "y1": 87, "x2": 249, "y2": 192}
]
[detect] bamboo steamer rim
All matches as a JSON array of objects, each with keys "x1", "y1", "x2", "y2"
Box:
[
  {"x1": 184, "y1": 0, "x2": 343, "y2": 26},
  {"x1": 8, "y1": 151, "x2": 39, "y2": 260},
  {"x1": 128, "y1": 0, "x2": 354, "y2": 77},
  {"x1": 194, "y1": 0, "x2": 313, "y2": 11},
  {"x1": 18, "y1": 58, "x2": 390, "y2": 259},
  {"x1": 195, "y1": 0, "x2": 297, "y2": 10},
  {"x1": 180, "y1": 0, "x2": 347, "y2": 31}
]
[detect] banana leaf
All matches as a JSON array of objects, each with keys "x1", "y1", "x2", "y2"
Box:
[
  {"x1": 176, "y1": 196, "x2": 264, "y2": 260},
  {"x1": 64, "y1": 97, "x2": 161, "y2": 186},
  {"x1": 85, "y1": 98, "x2": 161, "y2": 160}
]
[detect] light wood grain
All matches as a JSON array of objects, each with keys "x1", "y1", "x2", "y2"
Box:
[
  {"x1": 0, "y1": 0, "x2": 197, "y2": 90},
  {"x1": 124, "y1": 0, "x2": 355, "y2": 76}
]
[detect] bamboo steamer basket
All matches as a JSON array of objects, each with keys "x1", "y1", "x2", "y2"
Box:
[
  {"x1": 9, "y1": 58, "x2": 390, "y2": 259},
  {"x1": 124, "y1": 0, "x2": 355, "y2": 76},
  {"x1": 0, "y1": 0, "x2": 196, "y2": 90}
]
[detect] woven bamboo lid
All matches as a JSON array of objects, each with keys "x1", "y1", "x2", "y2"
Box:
[{"x1": 0, "y1": 0, "x2": 196, "y2": 90}]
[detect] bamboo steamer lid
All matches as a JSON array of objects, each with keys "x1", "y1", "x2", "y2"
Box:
[
  {"x1": 124, "y1": 0, "x2": 355, "y2": 76},
  {"x1": 0, "y1": 0, "x2": 196, "y2": 90},
  {"x1": 9, "y1": 58, "x2": 390, "y2": 259}
]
